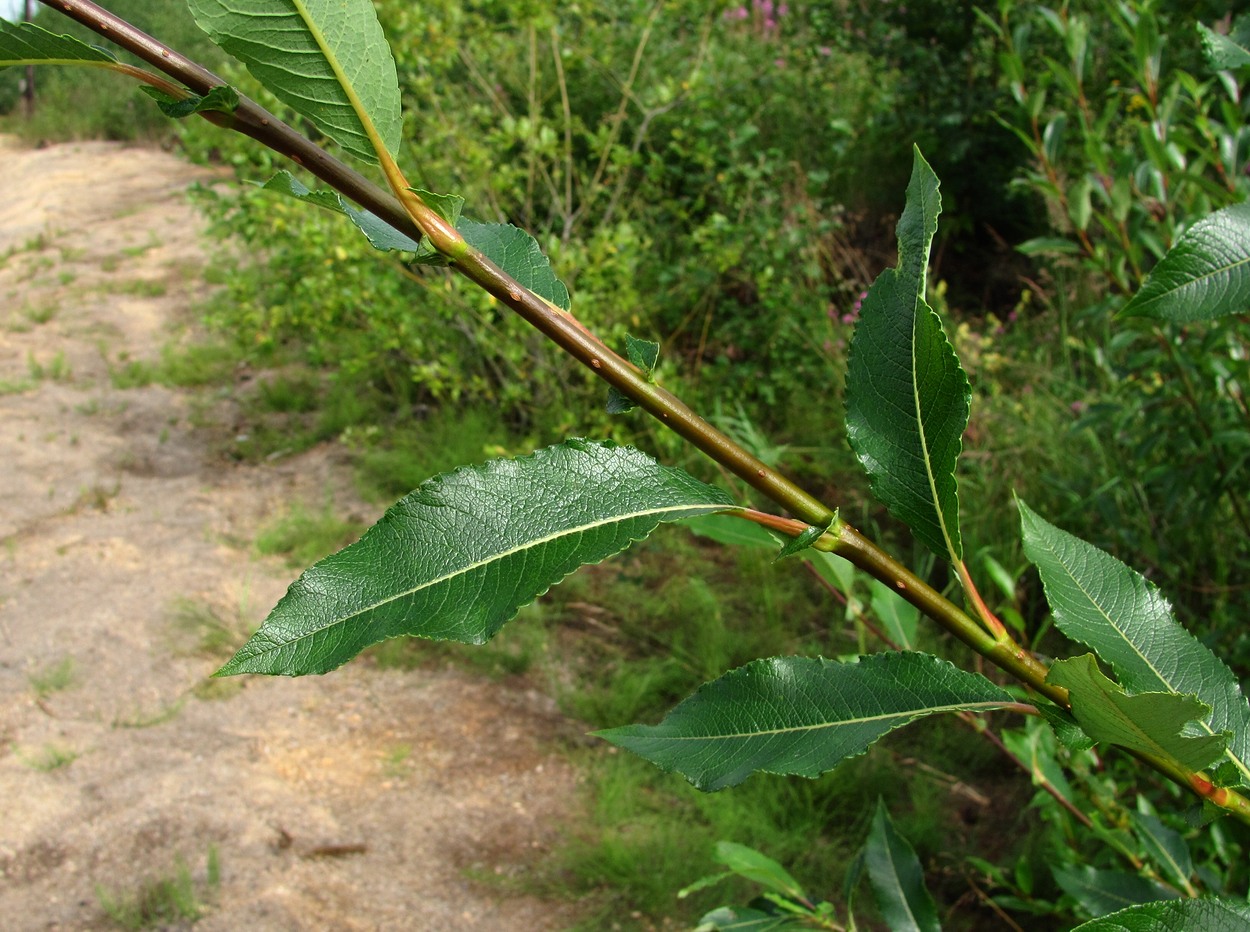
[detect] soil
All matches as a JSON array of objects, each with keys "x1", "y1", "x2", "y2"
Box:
[{"x1": 0, "y1": 137, "x2": 589, "y2": 930}]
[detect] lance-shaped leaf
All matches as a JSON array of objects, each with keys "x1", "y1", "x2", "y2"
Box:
[
  {"x1": 845, "y1": 146, "x2": 970, "y2": 561},
  {"x1": 1053, "y1": 866, "x2": 1178, "y2": 919},
  {"x1": 1120, "y1": 203, "x2": 1250, "y2": 321},
  {"x1": 1020, "y1": 502, "x2": 1250, "y2": 786},
  {"x1": 187, "y1": 0, "x2": 401, "y2": 164},
  {"x1": 0, "y1": 19, "x2": 116, "y2": 68},
  {"x1": 218, "y1": 440, "x2": 732, "y2": 676},
  {"x1": 1129, "y1": 812, "x2": 1193, "y2": 894},
  {"x1": 596, "y1": 652, "x2": 1013, "y2": 791},
  {"x1": 1047, "y1": 655, "x2": 1228, "y2": 772},
  {"x1": 1072, "y1": 896, "x2": 1250, "y2": 931},
  {"x1": 864, "y1": 800, "x2": 940, "y2": 932}
]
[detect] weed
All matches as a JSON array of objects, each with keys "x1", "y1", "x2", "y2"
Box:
[
  {"x1": 58, "y1": 271, "x2": 77, "y2": 286},
  {"x1": 121, "y1": 238, "x2": 160, "y2": 258},
  {"x1": 381, "y1": 743, "x2": 412, "y2": 779},
  {"x1": 17, "y1": 744, "x2": 79, "y2": 772},
  {"x1": 108, "y1": 278, "x2": 168, "y2": 298},
  {"x1": 23, "y1": 301, "x2": 58, "y2": 324},
  {"x1": 27, "y1": 351, "x2": 72, "y2": 382},
  {"x1": 113, "y1": 699, "x2": 185, "y2": 729},
  {"x1": 168, "y1": 597, "x2": 248, "y2": 660},
  {"x1": 96, "y1": 847, "x2": 219, "y2": 929},
  {"x1": 255, "y1": 500, "x2": 363, "y2": 569},
  {"x1": 71, "y1": 482, "x2": 121, "y2": 513},
  {"x1": 0, "y1": 378, "x2": 34, "y2": 396},
  {"x1": 191, "y1": 677, "x2": 244, "y2": 701},
  {"x1": 29, "y1": 657, "x2": 76, "y2": 698}
]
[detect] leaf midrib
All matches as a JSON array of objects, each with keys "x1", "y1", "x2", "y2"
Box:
[
  {"x1": 238, "y1": 500, "x2": 727, "y2": 659},
  {"x1": 640, "y1": 699, "x2": 1010, "y2": 742}
]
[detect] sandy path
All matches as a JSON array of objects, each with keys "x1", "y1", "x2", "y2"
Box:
[{"x1": 0, "y1": 137, "x2": 585, "y2": 930}]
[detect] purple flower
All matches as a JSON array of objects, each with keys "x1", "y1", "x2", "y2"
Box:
[{"x1": 818, "y1": 45, "x2": 833, "y2": 56}]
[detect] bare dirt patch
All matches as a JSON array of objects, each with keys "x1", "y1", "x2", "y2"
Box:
[{"x1": 0, "y1": 137, "x2": 586, "y2": 930}]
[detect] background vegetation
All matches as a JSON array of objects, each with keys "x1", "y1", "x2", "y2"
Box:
[{"x1": 3, "y1": 0, "x2": 1247, "y2": 926}]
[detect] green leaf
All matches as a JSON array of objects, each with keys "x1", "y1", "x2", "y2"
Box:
[
  {"x1": 0, "y1": 20, "x2": 116, "y2": 68},
  {"x1": 1036, "y1": 701, "x2": 1095, "y2": 752},
  {"x1": 845, "y1": 147, "x2": 970, "y2": 561},
  {"x1": 458, "y1": 219, "x2": 571, "y2": 311},
  {"x1": 774, "y1": 524, "x2": 828, "y2": 561},
  {"x1": 1120, "y1": 203, "x2": 1250, "y2": 321},
  {"x1": 683, "y1": 514, "x2": 778, "y2": 550},
  {"x1": 714, "y1": 842, "x2": 807, "y2": 901},
  {"x1": 260, "y1": 170, "x2": 422, "y2": 253},
  {"x1": 1020, "y1": 502, "x2": 1250, "y2": 785},
  {"x1": 695, "y1": 907, "x2": 793, "y2": 931},
  {"x1": 1047, "y1": 655, "x2": 1229, "y2": 772},
  {"x1": 187, "y1": 0, "x2": 401, "y2": 164},
  {"x1": 607, "y1": 335, "x2": 661, "y2": 413},
  {"x1": 864, "y1": 800, "x2": 940, "y2": 932},
  {"x1": 412, "y1": 189, "x2": 465, "y2": 228},
  {"x1": 869, "y1": 579, "x2": 920, "y2": 649},
  {"x1": 1199, "y1": 22, "x2": 1250, "y2": 71},
  {"x1": 1072, "y1": 896, "x2": 1250, "y2": 931},
  {"x1": 1129, "y1": 812, "x2": 1193, "y2": 893},
  {"x1": 138, "y1": 84, "x2": 239, "y2": 119},
  {"x1": 1001, "y1": 717, "x2": 1081, "y2": 807},
  {"x1": 1053, "y1": 866, "x2": 1178, "y2": 919},
  {"x1": 218, "y1": 440, "x2": 732, "y2": 676},
  {"x1": 596, "y1": 652, "x2": 1013, "y2": 791}
]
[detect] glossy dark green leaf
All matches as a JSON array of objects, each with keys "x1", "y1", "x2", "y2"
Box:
[
  {"x1": 458, "y1": 219, "x2": 571, "y2": 311},
  {"x1": 1072, "y1": 896, "x2": 1250, "y2": 931},
  {"x1": 1120, "y1": 203, "x2": 1250, "y2": 321},
  {"x1": 1020, "y1": 502, "x2": 1250, "y2": 785},
  {"x1": 187, "y1": 0, "x2": 401, "y2": 163},
  {"x1": 597, "y1": 652, "x2": 1013, "y2": 791},
  {"x1": 1053, "y1": 866, "x2": 1178, "y2": 919},
  {"x1": 218, "y1": 440, "x2": 732, "y2": 676},
  {"x1": 845, "y1": 147, "x2": 970, "y2": 561},
  {"x1": 865, "y1": 799, "x2": 940, "y2": 932},
  {"x1": 1047, "y1": 655, "x2": 1228, "y2": 772},
  {"x1": 0, "y1": 19, "x2": 115, "y2": 68}
]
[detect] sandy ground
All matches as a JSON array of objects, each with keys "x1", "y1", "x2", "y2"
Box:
[{"x1": 0, "y1": 137, "x2": 588, "y2": 930}]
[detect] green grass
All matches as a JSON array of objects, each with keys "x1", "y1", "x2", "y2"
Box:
[
  {"x1": 96, "y1": 848, "x2": 219, "y2": 930},
  {"x1": 168, "y1": 597, "x2": 249, "y2": 660},
  {"x1": 113, "y1": 699, "x2": 185, "y2": 730},
  {"x1": 108, "y1": 342, "x2": 238, "y2": 391},
  {"x1": 29, "y1": 657, "x2": 76, "y2": 698},
  {"x1": 17, "y1": 743, "x2": 79, "y2": 772},
  {"x1": 27, "y1": 351, "x2": 71, "y2": 382},
  {"x1": 255, "y1": 500, "x2": 364, "y2": 569}
]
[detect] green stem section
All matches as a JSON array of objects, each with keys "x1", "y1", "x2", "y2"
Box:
[{"x1": 41, "y1": 0, "x2": 1250, "y2": 827}]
